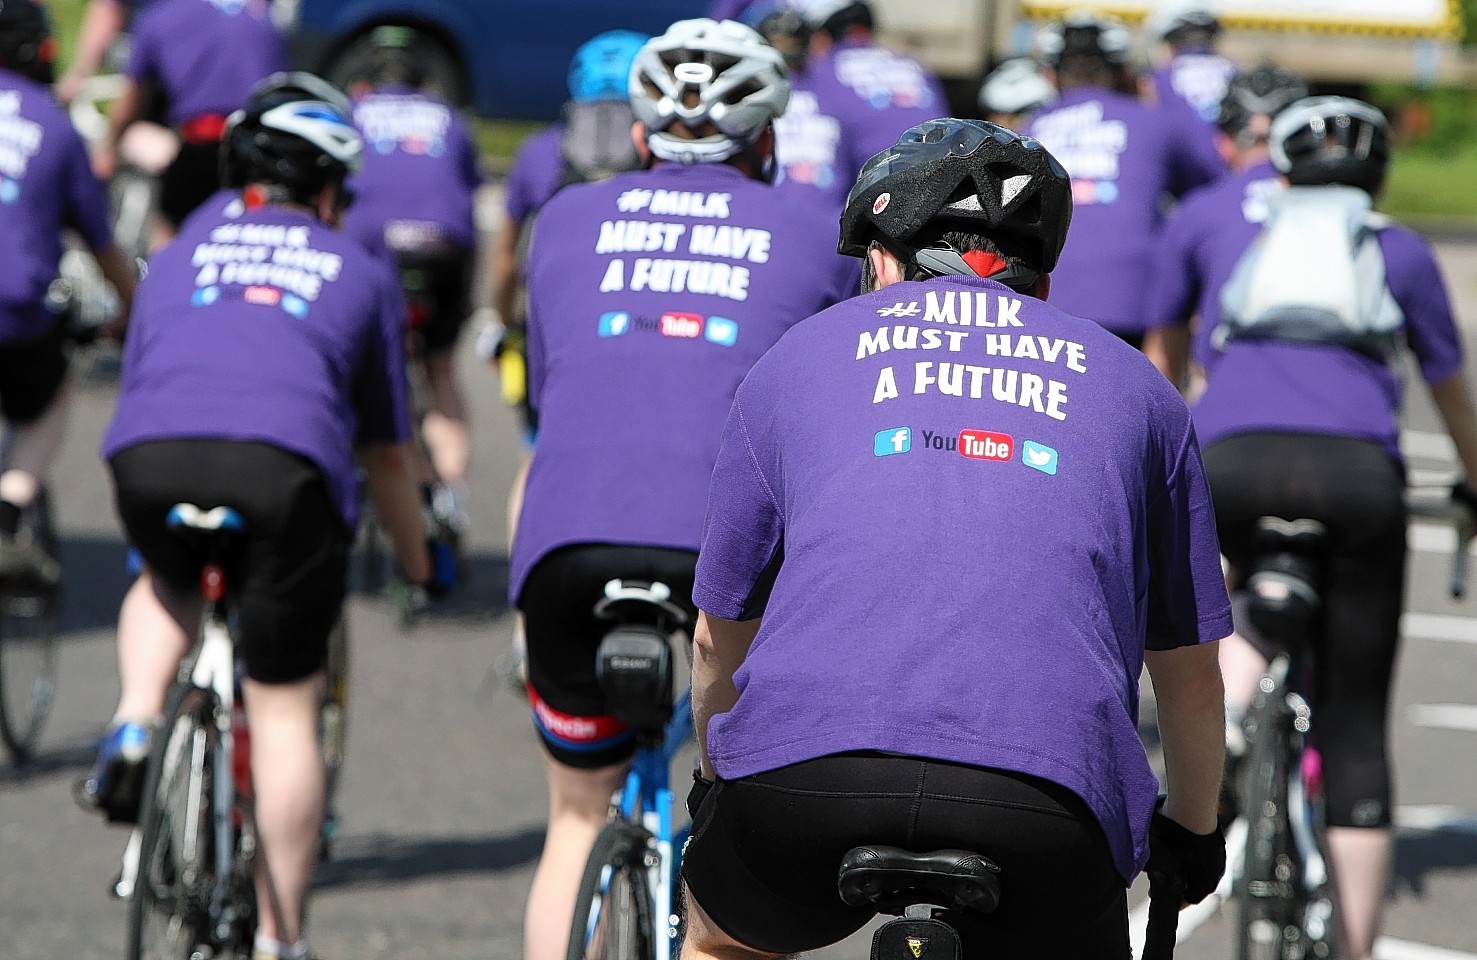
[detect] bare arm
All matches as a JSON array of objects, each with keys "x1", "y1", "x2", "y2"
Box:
[
  {"x1": 691, "y1": 611, "x2": 762, "y2": 780},
  {"x1": 1142, "y1": 325, "x2": 1190, "y2": 391},
  {"x1": 1429, "y1": 371, "x2": 1477, "y2": 485},
  {"x1": 1145, "y1": 640, "x2": 1226, "y2": 835},
  {"x1": 491, "y1": 214, "x2": 524, "y2": 325},
  {"x1": 94, "y1": 244, "x2": 137, "y2": 338},
  {"x1": 56, "y1": 0, "x2": 127, "y2": 102},
  {"x1": 359, "y1": 442, "x2": 430, "y2": 584}
]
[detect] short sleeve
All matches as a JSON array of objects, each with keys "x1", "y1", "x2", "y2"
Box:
[
  {"x1": 1163, "y1": 109, "x2": 1224, "y2": 199},
  {"x1": 1145, "y1": 412, "x2": 1233, "y2": 650},
  {"x1": 353, "y1": 260, "x2": 413, "y2": 445},
  {"x1": 1143, "y1": 205, "x2": 1200, "y2": 332},
  {"x1": 125, "y1": 14, "x2": 159, "y2": 82},
  {"x1": 504, "y1": 132, "x2": 552, "y2": 224},
  {"x1": 1385, "y1": 230, "x2": 1465, "y2": 386},
  {"x1": 693, "y1": 394, "x2": 784, "y2": 621},
  {"x1": 453, "y1": 113, "x2": 484, "y2": 190}
]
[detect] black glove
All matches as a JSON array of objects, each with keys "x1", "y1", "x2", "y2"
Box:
[
  {"x1": 1146, "y1": 799, "x2": 1225, "y2": 905},
  {"x1": 422, "y1": 537, "x2": 459, "y2": 598},
  {"x1": 687, "y1": 769, "x2": 715, "y2": 818},
  {"x1": 1452, "y1": 479, "x2": 1477, "y2": 519}
]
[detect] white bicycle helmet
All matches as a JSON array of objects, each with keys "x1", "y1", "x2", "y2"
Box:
[
  {"x1": 629, "y1": 18, "x2": 790, "y2": 165},
  {"x1": 978, "y1": 58, "x2": 1057, "y2": 117},
  {"x1": 1145, "y1": 0, "x2": 1220, "y2": 43},
  {"x1": 222, "y1": 72, "x2": 364, "y2": 200}
]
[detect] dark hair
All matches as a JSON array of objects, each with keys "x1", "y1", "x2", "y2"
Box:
[{"x1": 0, "y1": 0, "x2": 53, "y2": 84}]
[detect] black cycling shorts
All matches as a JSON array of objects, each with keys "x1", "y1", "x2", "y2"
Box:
[
  {"x1": 517, "y1": 543, "x2": 697, "y2": 769},
  {"x1": 396, "y1": 246, "x2": 473, "y2": 355},
  {"x1": 683, "y1": 753, "x2": 1128, "y2": 958},
  {"x1": 0, "y1": 322, "x2": 68, "y2": 425},
  {"x1": 110, "y1": 439, "x2": 350, "y2": 684},
  {"x1": 159, "y1": 139, "x2": 222, "y2": 229}
]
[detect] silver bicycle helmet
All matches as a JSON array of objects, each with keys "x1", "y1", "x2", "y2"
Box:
[
  {"x1": 629, "y1": 18, "x2": 790, "y2": 165},
  {"x1": 1269, "y1": 96, "x2": 1390, "y2": 196},
  {"x1": 978, "y1": 58, "x2": 1057, "y2": 117},
  {"x1": 1145, "y1": 0, "x2": 1220, "y2": 43}
]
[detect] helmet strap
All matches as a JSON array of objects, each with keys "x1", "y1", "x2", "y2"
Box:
[{"x1": 910, "y1": 243, "x2": 1040, "y2": 291}]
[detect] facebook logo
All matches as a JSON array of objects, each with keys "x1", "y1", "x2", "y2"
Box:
[
  {"x1": 1022, "y1": 440, "x2": 1059, "y2": 476},
  {"x1": 874, "y1": 427, "x2": 911, "y2": 457},
  {"x1": 598, "y1": 312, "x2": 630, "y2": 337},
  {"x1": 705, "y1": 316, "x2": 739, "y2": 347}
]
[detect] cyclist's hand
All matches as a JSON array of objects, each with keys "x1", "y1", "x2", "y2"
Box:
[
  {"x1": 1147, "y1": 799, "x2": 1225, "y2": 905},
  {"x1": 422, "y1": 537, "x2": 459, "y2": 599},
  {"x1": 1451, "y1": 479, "x2": 1477, "y2": 521},
  {"x1": 686, "y1": 769, "x2": 715, "y2": 818},
  {"x1": 92, "y1": 146, "x2": 118, "y2": 182}
]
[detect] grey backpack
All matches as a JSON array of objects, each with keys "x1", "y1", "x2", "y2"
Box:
[{"x1": 559, "y1": 99, "x2": 641, "y2": 188}]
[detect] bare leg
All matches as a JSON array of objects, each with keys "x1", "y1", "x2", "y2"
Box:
[
  {"x1": 244, "y1": 673, "x2": 326, "y2": 950},
  {"x1": 1326, "y1": 826, "x2": 1392, "y2": 960},
  {"x1": 0, "y1": 386, "x2": 70, "y2": 509},
  {"x1": 420, "y1": 350, "x2": 470, "y2": 489},
  {"x1": 523, "y1": 756, "x2": 628, "y2": 960},
  {"x1": 114, "y1": 571, "x2": 199, "y2": 722},
  {"x1": 679, "y1": 882, "x2": 790, "y2": 959}
]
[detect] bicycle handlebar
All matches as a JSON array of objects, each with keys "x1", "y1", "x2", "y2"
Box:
[
  {"x1": 1406, "y1": 496, "x2": 1475, "y2": 600},
  {"x1": 1141, "y1": 874, "x2": 1184, "y2": 960}
]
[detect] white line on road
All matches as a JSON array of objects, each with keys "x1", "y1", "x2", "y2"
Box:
[
  {"x1": 1403, "y1": 430, "x2": 1456, "y2": 461},
  {"x1": 1403, "y1": 613, "x2": 1477, "y2": 644},
  {"x1": 1396, "y1": 804, "x2": 1477, "y2": 836},
  {"x1": 1409, "y1": 524, "x2": 1477, "y2": 558},
  {"x1": 1408, "y1": 703, "x2": 1477, "y2": 733},
  {"x1": 1376, "y1": 937, "x2": 1477, "y2": 960}
]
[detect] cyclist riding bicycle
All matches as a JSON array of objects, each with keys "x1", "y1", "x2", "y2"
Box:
[
  {"x1": 0, "y1": 0, "x2": 137, "y2": 585},
  {"x1": 510, "y1": 19, "x2": 854, "y2": 960},
  {"x1": 977, "y1": 56, "x2": 1057, "y2": 131},
  {"x1": 342, "y1": 27, "x2": 485, "y2": 541},
  {"x1": 94, "y1": 0, "x2": 287, "y2": 243},
  {"x1": 1187, "y1": 96, "x2": 1477, "y2": 960},
  {"x1": 1142, "y1": 63, "x2": 1310, "y2": 391},
  {"x1": 1141, "y1": 1, "x2": 1238, "y2": 131},
  {"x1": 680, "y1": 118, "x2": 1232, "y2": 960},
  {"x1": 81, "y1": 73, "x2": 453, "y2": 960}
]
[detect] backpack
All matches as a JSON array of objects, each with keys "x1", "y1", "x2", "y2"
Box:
[
  {"x1": 559, "y1": 99, "x2": 641, "y2": 188},
  {"x1": 1216, "y1": 185, "x2": 1403, "y2": 358}
]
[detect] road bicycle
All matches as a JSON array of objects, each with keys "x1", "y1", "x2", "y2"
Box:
[
  {"x1": 117, "y1": 503, "x2": 351, "y2": 959},
  {"x1": 566, "y1": 579, "x2": 694, "y2": 960},
  {"x1": 0, "y1": 488, "x2": 60, "y2": 763},
  {"x1": 1232, "y1": 493, "x2": 1473, "y2": 960}
]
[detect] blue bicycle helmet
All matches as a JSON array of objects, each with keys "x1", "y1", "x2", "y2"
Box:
[{"x1": 568, "y1": 30, "x2": 649, "y2": 104}]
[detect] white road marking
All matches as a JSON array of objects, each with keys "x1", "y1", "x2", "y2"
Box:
[
  {"x1": 1409, "y1": 524, "x2": 1477, "y2": 557},
  {"x1": 1408, "y1": 703, "x2": 1477, "y2": 733},
  {"x1": 1402, "y1": 613, "x2": 1477, "y2": 644},
  {"x1": 1396, "y1": 804, "x2": 1477, "y2": 836},
  {"x1": 1403, "y1": 430, "x2": 1456, "y2": 461},
  {"x1": 1376, "y1": 937, "x2": 1477, "y2": 960}
]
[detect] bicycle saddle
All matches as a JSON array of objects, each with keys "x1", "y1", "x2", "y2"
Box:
[
  {"x1": 838, "y1": 846, "x2": 1002, "y2": 916},
  {"x1": 1252, "y1": 516, "x2": 1327, "y2": 555}
]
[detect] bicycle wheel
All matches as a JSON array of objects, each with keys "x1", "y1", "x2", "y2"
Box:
[
  {"x1": 567, "y1": 819, "x2": 656, "y2": 960},
  {"x1": 1237, "y1": 667, "x2": 1301, "y2": 960},
  {"x1": 127, "y1": 683, "x2": 224, "y2": 960},
  {"x1": 0, "y1": 492, "x2": 60, "y2": 762}
]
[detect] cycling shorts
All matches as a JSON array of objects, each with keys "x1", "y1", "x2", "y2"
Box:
[
  {"x1": 0, "y1": 323, "x2": 68, "y2": 425},
  {"x1": 159, "y1": 139, "x2": 223, "y2": 229},
  {"x1": 683, "y1": 753, "x2": 1128, "y2": 958},
  {"x1": 517, "y1": 543, "x2": 697, "y2": 769},
  {"x1": 110, "y1": 440, "x2": 350, "y2": 684},
  {"x1": 395, "y1": 246, "x2": 473, "y2": 354}
]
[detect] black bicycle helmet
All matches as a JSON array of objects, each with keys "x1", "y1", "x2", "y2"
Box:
[
  {"x1": 839, "y1": 118, "x2": 1073, "y2": 282},
  {"x1": 0, "y1": 0, "x2": 54, "y2": 84},
  {"x1": 1217, "y1": 64, "x2": 1309, "y2": 138},
  {"x1": 220, "y1": 72, "x2": 363, "y2": 204},
  {"x1": 1269, "y1": 96, "x2": 1390, "y2": 196},
  {"x1": 796, "y1": 0, "x2": 873, "y2": 40},
  {"x1": 356, "y1": 25, "x2": 429, "y2": 89},
  {"x1": 744, "y1": 3, "x2": 812, "y2": 74},
  {"x1": 1036, "y1": 12, "x2": 1132, "y2": 69}
]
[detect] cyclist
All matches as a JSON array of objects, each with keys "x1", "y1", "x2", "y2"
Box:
[
  {"x1": 342, "y1": 27, "x2": 484, "y2": 541},
  {"x1": 81, "y1": 74, "x2": 452, "y2": 960},
  {"x1": 1142, "y1": 64, "x2": 1310, "y2": 390},
  {"x1": 680, "y1": 118, "x2": 1231, "y2": 960},
  {"x1": 0, "y1": 0, "x2": 137, "y2": 584},
  {"x1": 1141, "y1": 0, "x2": 1238, "y2": 131},
  {"x1": 93, "y1": 0, "x2": 287, "y2": 241},
  {"x1": 510, "y1": 20, "x2": 853, "y2": 959},
  {"x1": 977, "y1": 56, "x2": 1057, "y2": 131},
  {"x1": 53, "y1": 0, "x2": 144, "y2": 105},
  {"x1": 1026, "y1": 12, "x2": 1223, "y2": 348},
  {"x1": 1189, "y1": 97, "x2": 1477, "y2": 960}
]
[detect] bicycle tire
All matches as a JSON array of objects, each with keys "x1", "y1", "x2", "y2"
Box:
[
  {"x1": 1237, "y1": 669, "x2": 1301, "y2": 960},
  {"x1": 127, "y1": 683, "x2": 223, "y2": 960},
  {"x1": 0, "y1": 491, "x2": 60, "y2": 763},
  {"x1": 567, "y1": 819, "x2": 657, "y2": 960}
]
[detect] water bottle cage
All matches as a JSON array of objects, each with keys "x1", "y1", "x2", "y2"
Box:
[{"x1": 595, "y1": 626, "x2": 674, "y2": 738}]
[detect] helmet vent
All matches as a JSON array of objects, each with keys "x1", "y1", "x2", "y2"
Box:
[{"x1": 1000, "y1": 173, "x2": 1033, "y2": 207}]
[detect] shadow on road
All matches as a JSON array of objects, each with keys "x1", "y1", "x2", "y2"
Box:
[
  {"x1": 0, "y1": 734, "x2": 95, "y2": 786},
  {"x1": 1395, "y1": 829, "x2": 1477, "y2": 895},
  {"x1": 315, "y1": 827, "x2": 542, "y2": 888},
  {"x1": 55, "y1": 532, "x2": 134, "y2": 635}
]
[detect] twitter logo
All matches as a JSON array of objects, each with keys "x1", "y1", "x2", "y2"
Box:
[{"x1": 1022, "y1": 440, "x2": 1059, "y2": 475}]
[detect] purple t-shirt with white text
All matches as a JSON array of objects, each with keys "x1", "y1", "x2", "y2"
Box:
[
  {"x1": 128, "y1": 0, "x2": 287, "y2": 126},
  {"x1": 343, "y1": 87, "x2": 483, "y2": 253},
  {"x1": 694, "y1": 276, "x2": 1232, "y2": 882},
  {"x1": 510, "y1": 161, "x2": 855, "y2": 599},
  {"x1": 0, "y1": 70, "x2": 113, "y2": 343},
  {"x1": 504, "y1": 125, "x2": 568, "y2": 225},
  {"x1": 102, "y1": 200, "x2": 411, "y2": 528},
  {"x1": 1028, "y1": 86, "x2": 1223, "y2": 335},
  {"x1": 1150, "y1": 53, "x2": 1237, "y2": 126}
]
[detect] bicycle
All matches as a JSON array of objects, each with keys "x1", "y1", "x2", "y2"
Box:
[
  {"x1": 0, "y1": 487, "x2": 60, "y2": 764},
  {"x1": 1232, "y1": 493, "x2": 1473, "y2": 960},
  {"x1": 566, "y1": 579, "x2": 694, "y2": 960}
]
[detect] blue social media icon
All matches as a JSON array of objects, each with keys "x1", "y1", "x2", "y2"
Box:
[
  {"x1": 598, "y1": 312, "x2": 630, "y2": 337},
  {"x1": 191, "y1": 286, "x2": 221, "y2": 307},
  {"x1": 874, "y1": 427, "x2": 911, "y2": 457},
  {"x1": 1022, "y1": 440, "x2": 1059, "y2": 475},
  {"x1": 705, "y1": 316, "x2": 738, "y2": 347},
  {"x1": 281, "y1": 294, "x2": 309, "y2": 319}
]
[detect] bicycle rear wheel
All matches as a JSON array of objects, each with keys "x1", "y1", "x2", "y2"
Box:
[
  {"x1": 0, "y1": 492, "x2": 60, "y2": 763},
  {"x1": 1237, "y1": 665, "x2": 1302, "y2": 960},
  {"x1": 127, "y1": 683, "x2": 224, "y2": 960},
  {"x1": 567, "y1": 819, "x2": 656, "y2": 960}
]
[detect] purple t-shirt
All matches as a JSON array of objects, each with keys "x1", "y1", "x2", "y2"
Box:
[
  {"x1": 504, "y1": 125, "x2": 567, "y2": 225},
  {"x1": 0, "y1": 71, "x2": 113, "y2": 343},
  {"x1": 1028, "y1": 86, "x2": 1224, "y2": 336},
  {"x1": 1191, "y1": 221, "x2": 1466, "y2": 461},
  {"x1": 101, "y1": 200, "x2": 412, "y2": 528},
  {"x1": 808, "y1": 39, "x2": 948, "y2": 179},
  {"x1": 693, "y1": 275, "x2": 1232, "y2": 882},
  {"x1": 128, "y1": 0, "x2": 287, "y2": 126},
  {"x1": 1150, "y1": 53, "x2": 1237, "y2": 126},
  {"x1": 1145, "y1": 159, "x2": 1282, "y2": 367},
  {"x1": 510, "y1": 161, "x2": 856, "y2": 599},
  {"x1": 343, "y1": 87, "x2": 483, "y2": 253}
]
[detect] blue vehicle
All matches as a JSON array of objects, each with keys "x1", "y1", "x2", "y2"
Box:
[{"x1": 280, "y1": 0, "x2": 709, "y2": 120}]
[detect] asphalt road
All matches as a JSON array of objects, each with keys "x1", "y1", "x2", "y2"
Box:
[{"x1": 2, "y1": 226, "x2": 1475, "y2": 960}]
